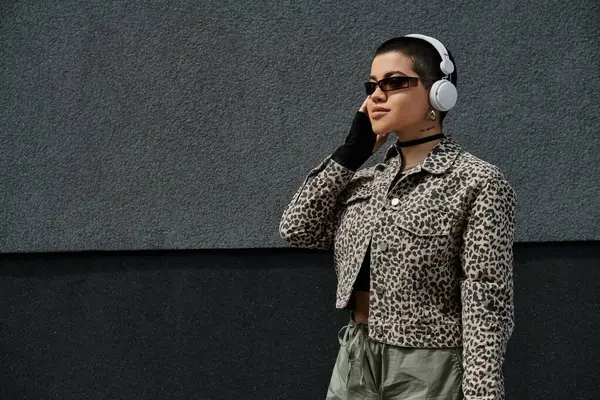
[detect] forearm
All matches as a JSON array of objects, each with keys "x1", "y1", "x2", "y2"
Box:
[
  {"x1": 461, "y1": 278, "x2": 515, "y2": 399},
  {"x1": 459, "y1": 176, "x2": 517, "y2": 399},
  {"x1": 279, "y1": 111, "x2": 377, "y2": 248},
  {"x1": 279, "y1": 155, "x2": 355, "y2": 249}
]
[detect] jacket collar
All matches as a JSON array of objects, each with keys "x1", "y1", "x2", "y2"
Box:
[{"x1": 383, "y1": 135, "x2": 462, "y2": 175}]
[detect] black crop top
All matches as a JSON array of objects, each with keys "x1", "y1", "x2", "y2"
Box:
[{"x1": 352, "y1": 241, "x2": 371, "y2": 292}]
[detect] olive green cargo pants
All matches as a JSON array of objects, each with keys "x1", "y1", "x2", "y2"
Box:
[{"x1": 326, "y1": 316, "x2": 464, "y2": 399}]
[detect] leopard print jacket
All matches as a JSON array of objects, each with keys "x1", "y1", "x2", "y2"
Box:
[{"x1": 279, "y1": 136, "x2": 517, "y2": 400}]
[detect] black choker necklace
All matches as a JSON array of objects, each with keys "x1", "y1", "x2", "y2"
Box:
[{"x1": 396, "y1": 133, "x2": 445, "y2": 147}]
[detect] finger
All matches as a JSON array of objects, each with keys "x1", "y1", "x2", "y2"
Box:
[{"x1": 359, "y1": 97, "x2": 369, "y2": 113}]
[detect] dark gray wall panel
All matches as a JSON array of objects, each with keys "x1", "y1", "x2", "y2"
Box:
[
  {"x1": 0, "y1": 243, "x2": 598, "y2": 399},
  {"x1": 1, "y1": 1, "x2": 599, "y2": 252}
]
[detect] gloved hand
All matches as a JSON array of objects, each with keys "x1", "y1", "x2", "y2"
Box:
[
  {"x1": 331, "y1": 111, "x2": 377, "y2": 172},
  {"x1": 331, "y1": 98, "x2": 389, "y2": 171}
]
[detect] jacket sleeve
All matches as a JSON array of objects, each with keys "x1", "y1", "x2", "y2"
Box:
[
  {"x1": 279, "y1": 155, "x2": 356, "y2": 250},
  {"x1": 459, "y1": 176, "x2": 517, "y2": 400}
]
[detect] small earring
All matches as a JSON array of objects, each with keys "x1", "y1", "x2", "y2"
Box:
[{"x1": 429, "y1": 109, "x2": 436, "y2": 121}]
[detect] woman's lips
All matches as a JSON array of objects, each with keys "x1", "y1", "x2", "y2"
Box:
[{"x1": 371, "y1": 110, "x2": 389, "y2": 118}]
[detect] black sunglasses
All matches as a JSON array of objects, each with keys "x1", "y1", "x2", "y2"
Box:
[{"x1": 364, "y1": 76, "x2": 434, "y2": 96}]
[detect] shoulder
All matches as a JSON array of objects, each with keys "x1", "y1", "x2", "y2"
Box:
[
  {"x1": 452, "y1": 148, "x2": 517, "y2": 202},
  {"x1": 453, "y1": 149, "x2": 504, "y2": 181},
  {"x1": 453, "y1": 148, "x2": 513, "y2": 187}
]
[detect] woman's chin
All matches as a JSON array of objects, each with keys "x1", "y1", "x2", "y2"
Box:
[{"x1": 371, "y1": 122, "x2": 392, "y2": 136}]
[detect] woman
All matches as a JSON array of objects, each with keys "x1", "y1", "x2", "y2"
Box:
[{"x1": 279, "y1": 34, "x2": 517, "y2": 400}]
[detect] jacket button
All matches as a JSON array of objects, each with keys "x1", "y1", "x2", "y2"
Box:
[
  {"x1": 375, "y1": 285, "x2": 385, "y2": 295},
  {"x1": 391, "y1": 198, "x2": 400, "y2": 206},
  {"x1": 378, "y1": 242, "x2": 388, "y2": 251}
]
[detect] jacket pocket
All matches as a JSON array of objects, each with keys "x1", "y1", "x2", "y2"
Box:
[{"x1": 396, "y1": 207, "x2": 455, "y2": 237}]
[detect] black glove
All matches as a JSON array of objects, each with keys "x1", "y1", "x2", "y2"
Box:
[{"x1": 331, "y1": 111, "x2": 377, "y2": 172}]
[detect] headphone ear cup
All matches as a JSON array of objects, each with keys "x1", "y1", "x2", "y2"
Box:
[{"x1": 429, "y1": 79, "x2": 457, "y2": 112}]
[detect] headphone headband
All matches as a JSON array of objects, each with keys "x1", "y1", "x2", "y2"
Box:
[
  {"x1": 404, "y1": 33, "x2": 457, "y2": 112},
  {"x1": 405, "y1": 33, "x2": 454, "y2": 77}
]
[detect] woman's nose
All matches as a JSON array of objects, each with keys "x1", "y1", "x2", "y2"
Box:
[{"x1": 370, "y1": 85, "x2": 386, "y2": 102}]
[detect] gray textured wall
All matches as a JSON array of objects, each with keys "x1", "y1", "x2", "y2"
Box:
[{"x1": 1, "y1": 0, "x2": 599, "y2": 252}]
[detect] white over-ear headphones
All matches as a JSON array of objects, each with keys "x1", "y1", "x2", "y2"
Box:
[{"x1": 405, "y1": 33, "x2": 457, "y2": 112}]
